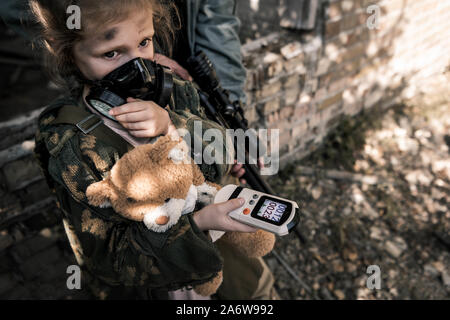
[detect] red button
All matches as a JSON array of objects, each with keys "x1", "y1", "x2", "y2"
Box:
[{"x1": 243, "y1": 208, "x2": 250, "y2": 215}]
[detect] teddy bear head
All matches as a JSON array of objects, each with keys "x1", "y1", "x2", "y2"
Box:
[{"x1": 86, "y1": 135, "x2": 204, "y2": 232}]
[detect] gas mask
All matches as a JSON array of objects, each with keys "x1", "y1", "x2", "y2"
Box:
[{"x1": 85, "y1": 58, "x2": 174, "y2": 121}]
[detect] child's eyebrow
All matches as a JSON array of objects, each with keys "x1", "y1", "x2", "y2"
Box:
[
  {"x1": 103, "y1": 28, "x2": 118, "y2": 41},
  {"x1": 100, "y1": 26, "x2": 154, "y2": 43}
]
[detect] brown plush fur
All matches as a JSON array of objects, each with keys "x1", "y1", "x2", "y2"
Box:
[
  {"x1": 86, "y1": 135, "x2": 202, "y2": 221},
  {"x1": 193, "y1": 271, "x2": 223, "y2": 297},
  {"x1": 86, "y1": 134, "x2": 275, "y2": 296},
  {"x1": 220, "y1": 230, "x2": 275, "y2": 258}
]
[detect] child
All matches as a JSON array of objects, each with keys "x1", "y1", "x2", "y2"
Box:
[{"x1": 31, "y1": 0, "x2": 274, "y2": 299}]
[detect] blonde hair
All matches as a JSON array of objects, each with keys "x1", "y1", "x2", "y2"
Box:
[{"x1": 29, "y1": 0, "x2": 179, "y2": 93}]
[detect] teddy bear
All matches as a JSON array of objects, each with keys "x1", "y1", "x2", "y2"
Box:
[{"x1": 85, "y1": 134, "x2": 275, "y2": 296}]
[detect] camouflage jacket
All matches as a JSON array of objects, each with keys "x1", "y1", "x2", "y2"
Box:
[{"x1": 34, "y1": 78, "x2": 234, "y2": 298}]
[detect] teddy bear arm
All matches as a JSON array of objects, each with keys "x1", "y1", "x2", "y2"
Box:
[
  {"x1": 86, "y1": 179, "x2": 113, "y2": 208},
  {"x1": 193, "y1": 271, "x2": 223, "y2": 296},
  {"x1": 219, "y1": 230, "x2": 275, "y2": 258}
]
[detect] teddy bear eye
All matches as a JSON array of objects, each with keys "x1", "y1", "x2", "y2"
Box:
[
  {"x1": 127, "y1": 197, "x2": 137, "y2": 203},
  {"x1": 164, "y1": 198, "x2": 170, "y2": 203}
]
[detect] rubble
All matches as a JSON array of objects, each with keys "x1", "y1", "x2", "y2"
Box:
[{"x1": 268, "y1": 77, "x2": 450, "y2": 299}]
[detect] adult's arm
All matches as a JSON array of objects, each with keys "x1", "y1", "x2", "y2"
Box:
[{"x1": 193, "y1": 0, "x2": 247, "y2": 104}]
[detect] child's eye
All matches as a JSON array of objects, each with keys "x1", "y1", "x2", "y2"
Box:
[
  {"x1": 139, "y1": 38, "x2": 152, "y2": 48},
  {"x1": 103, "y1": 51, "x2": 118, "y2": 59}
]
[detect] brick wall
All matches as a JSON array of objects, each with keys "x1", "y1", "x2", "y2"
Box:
[{"x1": 240, "y1": 0, "x2": 450, "y2": 167}]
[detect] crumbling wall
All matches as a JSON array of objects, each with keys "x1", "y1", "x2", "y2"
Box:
[{"x1": 239, "y1": 0, "x2": 450, "y2": 167}]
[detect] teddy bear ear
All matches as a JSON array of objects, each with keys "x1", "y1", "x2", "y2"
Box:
[
  {"x1": 168, "y1": 140, "x2": 189, "y2": 163},
  {"x1": 86, "y1": 180, "x2": 113, "y2": 208}
]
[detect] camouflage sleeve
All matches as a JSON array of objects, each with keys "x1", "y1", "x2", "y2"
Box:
[
  {"x1": 168, "y1": 78, "x2": 235, "y2": 183},
  {"x1": 42, "y1": 125, "x2": 223, "y2": 290}
]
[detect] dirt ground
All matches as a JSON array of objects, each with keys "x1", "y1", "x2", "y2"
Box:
[{"x1": 267, "y1": 73, "x2": 450, "y2": 300}]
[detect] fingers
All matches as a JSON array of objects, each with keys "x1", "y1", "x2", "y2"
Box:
[
  {"x1": 109, "y1": 102, "x2": 146, "y2": 118},
  {"x1": 193, "y1": 199, "x2": 258, "y2": 233},
  {"x1": 109, "y1": 99, "x2": 160, "y2": 116},
  {"x1": 220, "y1": 198, "x2": 244, "y2": 212},
  {"x1": 115, "y1": 110, "x2": 151, "y2": 124},
  {"x1": 232, "y1": 168, "x2": 245, "y2": 178},
  {"x1": 107, "y1": 98, "x2": 172, "y2": 138},
  {"x1": 231, "y1": 161, "x2": 246, "y2": 178},
  {"x1": 231, "y1": 162, "x2": 243, "y2": 172},
  {"x1": 218, "y1": 198, "x2": 257, "y2": 233},
  {"x1": 126, "y1": 97, "x2": 139, "y2": 102},
  {"x1": 110, "y1": 100, "x2": 161, "y2": 124}
]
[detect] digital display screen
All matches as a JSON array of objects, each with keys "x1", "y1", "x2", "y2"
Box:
[{"x1": 256, "y1": 199, "x2": 288, "y2": 223}]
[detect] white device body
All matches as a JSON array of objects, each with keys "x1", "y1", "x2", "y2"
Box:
[{"x1": 214, "y1": 184, "x2": 299, "y2": 236}]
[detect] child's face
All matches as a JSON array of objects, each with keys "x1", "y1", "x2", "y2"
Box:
[{"x1": 73, "y1": 10, "x2": 155, "y2": 81}]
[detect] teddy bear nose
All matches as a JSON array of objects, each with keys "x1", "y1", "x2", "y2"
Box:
[{"x1": 155, "y1": 215, "x2": 169, "y2": 225}]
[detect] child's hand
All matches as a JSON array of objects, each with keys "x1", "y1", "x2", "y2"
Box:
[
  {"x1": 109, "y1": 97, "x2": 178, "y2": 138},
  {"x1": 192, "y1": 198, "x2": 257, "y2": 233}
]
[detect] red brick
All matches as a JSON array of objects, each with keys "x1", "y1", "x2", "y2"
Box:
[
  {"x1": 262, "y1": 97, "x2": 281, "y2": 115},
  {"x1": 341, "y1": 14, "x2": 360, "y2": 31},
  {"x1": 285, "y1": 88, "x2": 300, "y2": 105},
  {"x1": 284, "y1": 74, "x2": 302, "y2": 89},
  {"x1": 343, "y1": 59, "x2": 362, "y2": 75},
  {"x1": 279, "y1": 129, "x2": 292, "y2": 147},
  {"x1": 257, "y1": 81, "x2": 282, "y2": 99},
  {"x1": 326, "y1": 20, "x2": 341, "y2": 39},
  {"x1": 341, "y1": 0, "x2": 355, "y2": 12},
  {"x1": 283, "y1": 56, "x2": 306, "y2": 73},
  {"x1": 342, "y1": 43, "x2": 366, "y2": 62},
  {"x1": 328, "y1": 2, "x2": 342, "y2": 19},
  {"x1": 294, "y1": 103, "x2": 310, "y2": 120},
  {"x1": 318, "y1": 92, "x2": 343, "y2": 111},
  {"x1": 279, "y1": 105, "x2": 294, "y2": 120},
  {"x1": 329, "y1": 78, "x2": 349, "y2": 94},
  {"x1": 292, "y1": 121, "x2": 308, "y2": 138}
]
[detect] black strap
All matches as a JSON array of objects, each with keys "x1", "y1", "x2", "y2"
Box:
[
  {"x1": 228, "y1": 186, "x2": 243, "y2": 200},
  {"x1": 49, "y1": 104, "x2": 133, "y2": 157}
]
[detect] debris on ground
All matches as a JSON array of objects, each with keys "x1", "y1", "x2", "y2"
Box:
[{"x1": 268, "y1": 75, "x2": 450, "y2": 299}]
